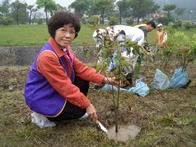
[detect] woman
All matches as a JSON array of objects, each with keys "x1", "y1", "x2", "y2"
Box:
[
  {"x1": 156, "y1": 23, "x2": 167, "y2": 48},
  {"x1": 24, "y1": 11, "x2": 118, "y2": 124}
]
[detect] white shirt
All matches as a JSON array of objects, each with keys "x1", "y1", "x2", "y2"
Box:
[
  {"x1": 93, "y1": 25, "x2": 145, "y2": 47},
  {"x1": 93, "y1": 25, "x2": 145, "y2": 72},
  {"x1": 106, "y1": 25, "x2": 145, "y2": 45}
]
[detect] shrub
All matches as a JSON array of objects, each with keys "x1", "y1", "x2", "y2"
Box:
[
  {"x1": 125, "y1": 17, "x2": 134, "y2": 25},
  {"x1": 88, "y1": 15, "x2": 100, "y2": 25},
  {"x1": 108, "y1": 16, "x2": 118, "y2": 26},
  {"x1": 37, "y1": 18, "x2": 44, "y2": 25},
  {"x1": 81, "y1": 16, "x2": 87, "y2": 24},
  {"x1": 157, "y1": 17, "x2": 169, "y2": 25},
  {"x1": 1, "y1": 16, "x2": 14, "y2": 25},
  {"x1": 183, "y1": 21, "x2": 193, "y2": 30},
  {"x1": 172, "y1": 19, "x2": 182, "y2": 29}
]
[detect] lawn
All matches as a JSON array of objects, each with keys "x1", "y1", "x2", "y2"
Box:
[
  {"x1": 0, "y1": 24, "x2": 106, "y2": 46},
  {"x1": 1, "y1": 24, "x2": 196, "y2": 46}
]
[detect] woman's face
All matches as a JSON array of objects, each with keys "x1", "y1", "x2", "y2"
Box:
[
  {"x1": 158, "y1": 26, "x2": 162, "y2": 31},
  {"x1": 55, "y1": 23, "x2": 76, "y2": 48}
]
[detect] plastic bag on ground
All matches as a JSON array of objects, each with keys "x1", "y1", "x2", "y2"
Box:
[
  {"x1": 128, "y1": 78, "x2": 149, "y2": 97},
  {"x1": 100, "y1": 84, "x2": 127, "y2": 92},
  {"x1": 151, "y1": 69, "x2": 170, "y2": 90},
  {"x1": 169, "y1": 67, "x2": 189, "y2": 88},
  {"x1": 31, "y1": 112, "x2": 56, "y2": 128}
]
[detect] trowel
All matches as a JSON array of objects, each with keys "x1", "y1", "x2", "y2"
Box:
[{"x1": 96, "y1": 120, "x2": 108, "y2": 133}]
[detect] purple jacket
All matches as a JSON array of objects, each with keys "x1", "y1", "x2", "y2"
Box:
[{"x1": 24, "y1": 42, "x2": 73, "y2": 117}]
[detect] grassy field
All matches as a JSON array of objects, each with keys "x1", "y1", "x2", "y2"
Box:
[
  {"x1": 1, "y1": 24, "x2": 196, "y2": 46},
  {"x1": 0, "y1": 24, "x2": 106, "y2": 46}
]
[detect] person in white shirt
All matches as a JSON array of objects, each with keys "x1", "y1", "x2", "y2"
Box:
[{"x1": 93, "y1": 25, "x2": 148, "y2": 86}]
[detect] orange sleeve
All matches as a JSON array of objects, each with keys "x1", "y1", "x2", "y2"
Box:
[
  {"x1": 37, "y1": 50, "x2": 90, "y2": 109},
  {"x1": 73, "y1": 56, "x2": 105, "y2": 84},
  {"x1": 156, "y1": 31, "x2": 158, "y2": 43}
]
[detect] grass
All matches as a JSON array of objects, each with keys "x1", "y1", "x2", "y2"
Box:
[
  {"x1": 0, "y1": 24, "x2": 107, "y2": 46},
  {"x1": 0, "y1": 63, "x2": 195, "y2": 146},
  {"x1": 0, "y1": 25, "x2": 49, "y2": 46},
  {"x1": 1, "y1": 24, "x2": 196, "y2": 46}
]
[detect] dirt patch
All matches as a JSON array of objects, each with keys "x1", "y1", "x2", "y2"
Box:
[{"x1": 0, "y1": 63, "x2": 196, "y2": 146}]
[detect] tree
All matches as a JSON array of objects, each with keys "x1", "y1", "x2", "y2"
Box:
[
  {"x1": 175, "y1": 7, "x2": 185, "y2": 19},
  {"x1": 116, "y1": 0, "x2": 132, "y2": 24},
  {"x1": 69, "y1": 0, "x2": 89, "y2": 18},
  {"x1": 56, "y1": 4, "x2": 67, "y2": 12},
  {"x1": 0, "y1": 0, "x2": 10, "y2": 16},
  {"x1": 129, "y1": 0, "x2": 155, "y2": 24},
  {"x1": 162, "y1": 4, "x2": 176, "y2": 22},
  {"x1": 36, "y1": 0, "x2": 57, "y2": 23},
  {"x1": 92, "y1": 0, "x2": 115, "y2": 24},
  {"x1": 151, "y1": 4, "x2": 160, "y2": 14},
  {"x1": 10, "y1": 0, "x2": 28, "y2": 25},
  {"x1": 0, "y1": 0, "x2": 13, "y2": 25},
  {"x1": 27, "y1": 5, "x2": 37, "y2": 24}
]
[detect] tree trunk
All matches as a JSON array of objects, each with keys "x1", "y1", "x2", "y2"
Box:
[{"x1": 45, "y1": 11, "x2": 48, "y2": 24}]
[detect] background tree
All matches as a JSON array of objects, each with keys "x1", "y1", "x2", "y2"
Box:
[
  {"x1": 92, "y1": 0, "x2": 115, "y2": 24},
  {"x1": 162, "y1": 4, "x2": 176, "y2": 23},
  {"x1": 146, "y1": 3, "x2": 160, "y2": 20},
  {"x1": 130, "y1": 0, "x2": 155, "y2": 24},
  {"x1": 27, "y1": 5, "x2": 37, "y2": 24},
  {"x1": 69, "y1": 0, "x2": 89, "y2": 18},
  {"x1": 36, "y1": 0, "x2": 57, "y2": 23},
  {"x1": 151, "y1": 4, "x2": 160, "y2": 13},
  {"x1": 0, "y1": 0, "x2": 10, "y2": 16},
  {"x1": 10, "y1": 0, "x2": 28, "y2": 25},
  {"x1": 0, "y1": 0, "x2": 13, "y2": 25},
  {"x1": 56, "y1": 4, "x2": 67, "y2": 12},
  {"x1": 116, "y1": 0, "x2": 132, "y2": 24},
  {"x1": 175, "y1": 7, "x2": 185, "y2": 19}
]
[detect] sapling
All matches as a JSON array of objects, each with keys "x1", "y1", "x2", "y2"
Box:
[{"x1": 94, "y1": 27, "x2": 142, "y2": 132}]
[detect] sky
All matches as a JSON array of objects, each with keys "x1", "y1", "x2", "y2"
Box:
[{"x1": 8, "y1": 0, "x2": 75, "y2": 8}]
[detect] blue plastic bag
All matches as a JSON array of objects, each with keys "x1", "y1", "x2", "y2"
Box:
[
  {"x1": 151, "y1": 69, "x2": 170, "y2": 90},
  {"x1": 100, "y1": 84, "x2": 127, "y2": 92},
  {"x1": 128, "y1": 78, "x2": 149, "y2": 97},
  {"x1": 169, "y1": 67, "x2": 189, "y2": 88}
]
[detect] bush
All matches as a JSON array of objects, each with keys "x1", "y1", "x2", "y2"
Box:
[
  {"x1": 183, "y1": 21, "x2": 193, "y2": 30},
  {"x1": 172, "y1": 19, "x2": 182, "y2": 29},
  {"x1": 157, "y1": 17, "x2": 169, "y2": 25},
  {"x1": 1, "y1": 16, "x2": 14, "y2": 25},
  {"x1": 88, "y1": 15, "x2": 100, "y2": 25},
  {"x1": 125, "y1": 17, "x2": 134, "y2": 25},
  {"x1": 81, "y1": 16, "x2": 87, "y2": 24},
  {"x1": 37, "y1": 18, "x2": 44, "y2": 25},
  {"x1": 192, "y1": 22, "x2": 196, "y2": 28},
  {"x1": 108, "y1": 16, "x2": 118, "y2": 26}
]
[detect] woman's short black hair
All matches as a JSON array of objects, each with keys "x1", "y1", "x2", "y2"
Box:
[{"x1": 47, "y1": 11, "x2": 80, "y2": 38}]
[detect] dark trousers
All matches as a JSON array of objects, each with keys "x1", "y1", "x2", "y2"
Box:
[
  {"x1": 137, "y1": 56, "x2": 141, "y2": 64},
  {"x1": 47, "y1": 76, "x2": 89, "y2": 122}
]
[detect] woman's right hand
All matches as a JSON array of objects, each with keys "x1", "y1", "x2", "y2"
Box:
[
  {"x1": 86, "y1": 103, "x2": 98, "y2": 123},
  {"x1": 102, "y1": 77, "x2": 120, "y2": 87}
]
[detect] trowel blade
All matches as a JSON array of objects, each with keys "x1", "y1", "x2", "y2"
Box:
[{"x1": 97, "y1": 121, "x2": 108, "y2": 133}]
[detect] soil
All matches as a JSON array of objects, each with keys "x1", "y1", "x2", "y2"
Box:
[
  {"x1": 0, "y1": 63, "x2": 195, "y2": 121},
  {"x1": 0, "y1": 63, "x2": 195, "y2": 144}
]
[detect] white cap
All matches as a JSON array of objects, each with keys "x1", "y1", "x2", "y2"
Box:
[{"x1": 157, "y1": 23, "x2": 163, "y2": 27}]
